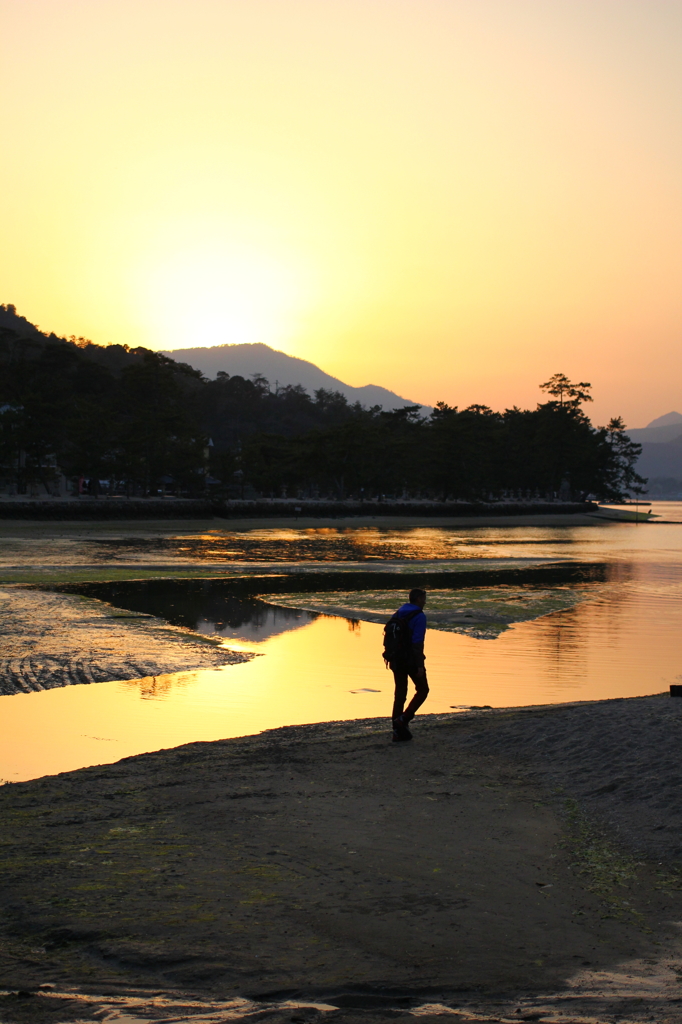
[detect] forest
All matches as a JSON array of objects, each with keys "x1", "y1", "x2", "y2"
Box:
[{"x1": 0, "y1": 312, "x2": 644, "y2": 502}]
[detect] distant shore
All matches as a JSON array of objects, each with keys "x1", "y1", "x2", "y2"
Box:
[
  {"x1": 0, "y1": 513, "x2": 602, "y2": 535},
  {"x1": 0, "y1": 496, "x2": 596, "y2": 522}
]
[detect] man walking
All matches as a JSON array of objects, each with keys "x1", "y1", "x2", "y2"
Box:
[{"x1": 383, "y1": 588, "x2": 429, "y2": 742}]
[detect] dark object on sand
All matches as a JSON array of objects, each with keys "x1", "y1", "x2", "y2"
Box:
[{"x1": 671, "y1": 684, "x2": 682, "y2": 697}]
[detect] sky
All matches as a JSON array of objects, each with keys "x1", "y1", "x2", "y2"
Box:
[{"x1": 1, "y1": 0, "x2": 681, "y2": 427}]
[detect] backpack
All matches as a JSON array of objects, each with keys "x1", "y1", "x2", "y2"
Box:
[{"x1": 382, "y1": 608, "x2": 420, "y2": 666}]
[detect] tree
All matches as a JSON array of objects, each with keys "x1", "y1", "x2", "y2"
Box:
[
  {"x1": 0, "y1": 317, "x2": 646, "y2": 504},
  {"x1": 600, "y1": 417, "x2": 647, "y2": 499},
  {"x1": 540, "y1": 373, "x2": 593, "y2": 407}
]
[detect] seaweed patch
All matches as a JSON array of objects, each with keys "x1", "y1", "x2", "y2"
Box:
[{"x1": 261, "y1": 585, "x2": 593, "y2": 639}]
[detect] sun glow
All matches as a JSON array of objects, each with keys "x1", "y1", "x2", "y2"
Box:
[
  {"x1": 139, "y1": 241, "x2": 314, "y2": 352},
  {"x1": 2, "y1": 1, "x2": 682, "y2": 421}
]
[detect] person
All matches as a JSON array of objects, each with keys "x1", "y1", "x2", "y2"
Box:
[{"x1": 386, "y1": 587, "x2": 429, "y2": 742}]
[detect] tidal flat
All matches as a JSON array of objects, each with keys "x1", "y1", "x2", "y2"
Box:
[
  {"x1": 0, "y1": 587, "x2": 253, "y2": 696},
  {"x1": 0, "y1": 516, "x2": 603, "y2": 694},
  {"x1": 263, "y1": 586, "x2": 591, "y2": 639},
  {"x1": 1, "y1": 515, "x2": 682, "y2": 1022}
]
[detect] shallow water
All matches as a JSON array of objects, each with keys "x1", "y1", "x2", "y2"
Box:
[
  {"x1": 1, "y1": 504, "x2": 681, "y2": 782},
  {"x1": 1, "y1": 500, "x2": 679, "y2": 567}
]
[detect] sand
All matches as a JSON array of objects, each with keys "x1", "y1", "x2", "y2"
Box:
[
  {"x1": 1, "y1": 696, "x2": 681, "y2": 1024},
  {"x1": 0, "y1": 587, "x2": 252, "y2": 695},
  {"x1": 454, "y1": 695, "x2": 682, "y2": 864}
]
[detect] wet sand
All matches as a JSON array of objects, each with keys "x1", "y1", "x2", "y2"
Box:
[
  {"x1": 0, "y1": 587, "x2": 252, "y2": 695},
  {"x1": 1, "y1": 696, "x2": 681, "y2": 1023}
]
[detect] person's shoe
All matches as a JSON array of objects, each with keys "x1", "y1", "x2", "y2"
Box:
[
  {"x1": 392, "y1": 716, "x2": 413, "y2": 742},
  {"x1": 392, "y1": 728, "x2": 411, "y2": 742}
]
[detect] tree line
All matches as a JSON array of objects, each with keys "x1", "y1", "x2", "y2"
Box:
[{"x1": 0, "y1": 318, "x2": 644, "y2": 501}]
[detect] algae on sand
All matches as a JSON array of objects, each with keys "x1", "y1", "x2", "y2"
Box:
[{"x1": 262, "y1": 585, "x2": 593, "y2": 638}]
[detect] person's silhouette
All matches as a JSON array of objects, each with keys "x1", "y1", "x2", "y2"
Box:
[{"x1": 386, "y1": 588, "x2": 429, "y2": 742}]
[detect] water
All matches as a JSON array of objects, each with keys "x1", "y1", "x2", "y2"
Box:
[{"x1": 1, "y1": 504, "x2": 681, "y2": 782}]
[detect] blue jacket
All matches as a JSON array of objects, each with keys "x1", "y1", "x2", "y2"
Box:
[{"x1": 396, "y1": 602, "x2": 426, "y2": 645}]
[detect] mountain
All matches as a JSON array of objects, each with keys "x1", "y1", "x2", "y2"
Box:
[
  {"x1": 0, "y1": 305, "x2": 427, "y2": 413},
  {"x1": 622, "y1": 412, "x2": 682, "y2": 447},
  {"x1": 636, "y1": 434, "x2": 682, "y2": 481},
  {"x1": 646, "y1": 412, "x2": 682, "y2": 429},
  {"x1": 622, "y1": 413, "x2": 682, "y2": 489},
  {"x1": 161, "y1": 342, "x2": 430, "y2": 413}
]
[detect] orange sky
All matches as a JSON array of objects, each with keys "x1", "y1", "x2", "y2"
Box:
[{"x1": 1, "y1": 0, "x2": 681, "y2": 426}]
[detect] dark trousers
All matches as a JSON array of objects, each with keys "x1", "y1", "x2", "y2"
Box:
[{"x1": 391, "y1": 657, "x2": 429, "y2": 722}]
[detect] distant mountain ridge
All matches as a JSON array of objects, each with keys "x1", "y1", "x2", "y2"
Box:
[
  {"x1": 645, "y1": 412, "x2": 682, "y2": 429},
  {"x1": 623, "y1": 412, "x2": 682, "y2": 488},
  {"x1": 161, "y1": 342, "x2": 430, "y2": 413},
  {"x1": 625, "y1": 411, "x2": 682, "y2": 447},
  {"x1": 0, "y1": 305, "x2": 428, "y2": 413},
  {"x1": 636, "y1": 434, "x2": 682, "y2": 481}
]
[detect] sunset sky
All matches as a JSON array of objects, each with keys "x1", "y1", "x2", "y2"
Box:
[{"x1": 1, "y1": 0, "x2": 681, "y2": 426}]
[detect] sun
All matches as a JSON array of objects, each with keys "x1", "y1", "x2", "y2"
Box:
[{"x1": 139, "y1": 241, "x2": 312, "y2": 353}]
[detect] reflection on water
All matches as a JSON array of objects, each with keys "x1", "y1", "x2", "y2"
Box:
[
  {"x1": 195, "y1": 601, "x2": 317, "y2": 643},
  {"x1": 1, "y1": 574, "x2": 680, "y2": 784},
  {"x1": 1, "y1": 502, "x2": 681, "y2": 569},
  {"x1": 1, "y1": 512, "x2": 682, "y2": 782},
  {"x1": 78, "y1": 585, "x2": 319, "y2": 643},
  {"x1": 1, "y1": 526, "x2": 592, "y2": 567},
  {"x1": 77, "y1": 526, "x2": 592, "y2": 564}
]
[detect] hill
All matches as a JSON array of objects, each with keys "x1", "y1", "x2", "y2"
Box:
[
  {"x1": 645, "y1": 411, "x2": 682, "y2": 429},
  {"x1": 636, "y1": 434, "x2": 682, "y2": 483},
  {"x1": 624, "y1": 411, "x2": 682, "y2": 447},
  {"x1": 622, "y1": 413, "x2": 682, "y2": 493},
  {"x1": 0, "y1": 303, "x2": 646, "y2": 502},
  {"x1": 161, "y1": 342, "x2": 429, "y2": 412},
  {"x1": 0, "y1": 303, "x2": 43, "y2": 337},
  {"x1": 1, "y1": 303, "x2": 426, "y2": 413}
]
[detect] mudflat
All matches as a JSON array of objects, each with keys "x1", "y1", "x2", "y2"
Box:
[
  {"x1": 1, "y1": 698, "x2": 681, "y2": 1023},
  {"x1": 0, "y1": 587, "x2": 251, "y2": 695}
]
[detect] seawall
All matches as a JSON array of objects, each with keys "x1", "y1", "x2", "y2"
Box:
[{"x1": 0, "y1": 498, "x2": 596, "y2": 520}]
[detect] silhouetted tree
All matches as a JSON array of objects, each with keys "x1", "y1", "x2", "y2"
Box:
[{"x1": 540, "y1": 373, "x2": 593, "y2": 407}]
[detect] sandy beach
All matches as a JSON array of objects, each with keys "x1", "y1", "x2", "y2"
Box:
[{"x1": 1, "y1": 696, "x2": 681, "y2": 1024}]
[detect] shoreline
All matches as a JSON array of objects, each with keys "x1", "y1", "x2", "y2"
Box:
[
  {"x1": 1, "y1": 512, "x2": 679, "y2": 541},
  {"x1": 0, "y1": 512, "x2": 603, "y2": 531},
  {"x1": 1, "y1": 696, "x2": 681, "y2": 1023},
  {"x1": 0, "y1": 499, "x2": 596, "y2": 523}
]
